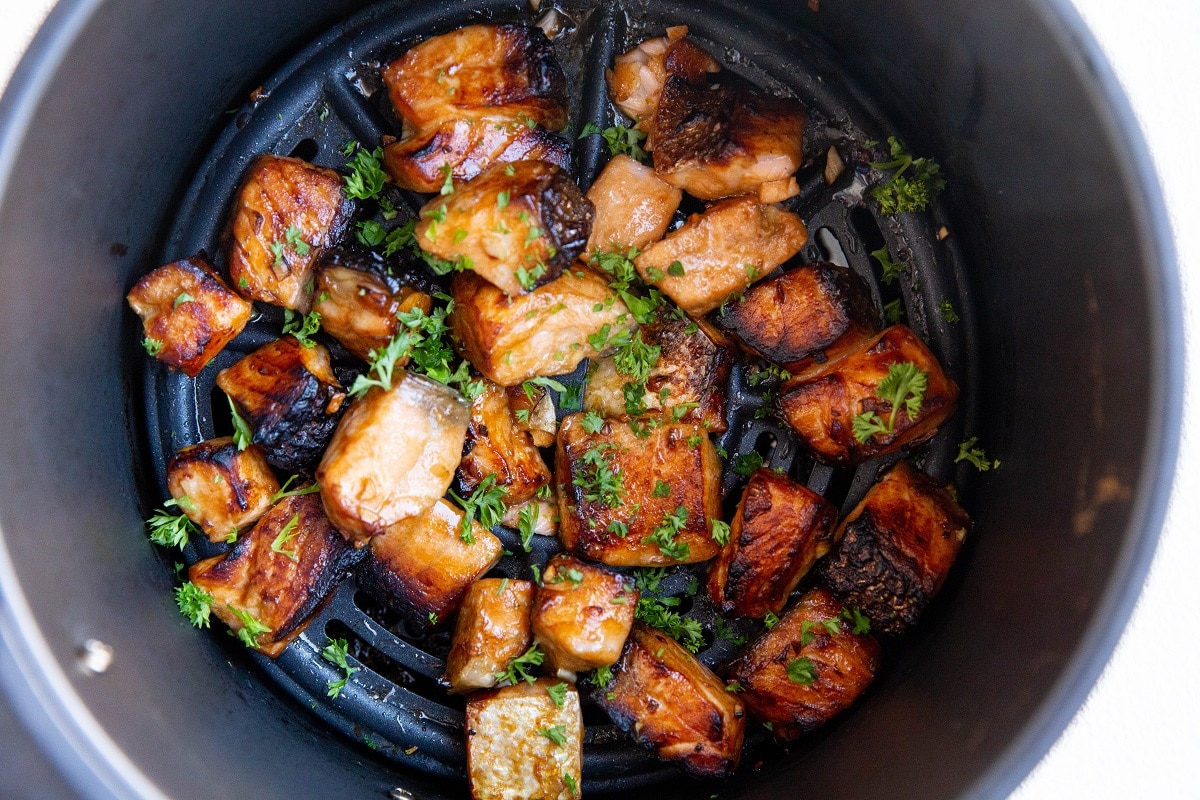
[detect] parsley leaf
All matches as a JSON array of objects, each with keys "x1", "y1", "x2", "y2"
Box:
[
  {"x1": 869, "y1": 136, "x2": 946, "y2": 214},
  {"x1": 600, "y1": 125, "x2": 647, "y2": 161},
  {"x1": 635, "y1": 594, "x2": 704, "y2": 652},
  {"x1": 343, "y1": 143, "x2": 387, "y2": 200},
  {"x1": 939, "y1": 300, "x2": 960, "y2": 323},
  {"x1": 593, "y1": 664, "x2": 614, "y2": 689},
  {"x1": 147, "y1": 499, "x2": 199, "y2": 549},
  {"x1": 711, "y1": 519, "x2": 731, "y2": 546},
  {"x1": 175, "y1": 582, "x2": 213, "y2": 628},
  {"x1": 439, "y1": 163, "x2": 454, "y2": 195},
  {"x1": 517, "y1": 501, "x2": 540, "y2": 551},
  {"x1": 731, "y1": 451, "x2": 764, "y2": 478},
  {"x1": 563, "y1": 772, "x2": 579, "y2": 798},
  {"x1": 574, "y1": 444, "x2": 624, "y2": 508},
  {"x1": 763, "y1": 610, "x2": 780, "y2": 630},
  {"x1": 955, "y1": 436, "x2": 1001, "y2": 471},
  {"x1": 230, "y1": 607, "x2": 272, "y2": 649},
  {"x1": 851, "y1": 361, "x2": 929, "y2": 443},
  {"x1": 538, "y1": 725, "x2": 568, "y2": 747},
  {"x1": 322, "y1": 637, "x2": 359, "y2": 698},
  {"x1": 226, "y1": 393, "x2": 254, "y2": 451},
  {"x1": 282, "y1": 309, "x2": 321, "y2": 347},
  {"x1": 579, "y1": 410, "x2": 605, "y2": 434},
  {"x1": 883, "y1": 298, "x2": 904, "y2": 324},
  {"x1": 546, "y1": 682, "x2": 569, "y2": 709},
  {"x1": 652, "y1": 480, "x2": 671, "y2": 498},
  {"x1": 271, "y1": 475, "x2": 320, "y2": 503},
  {"x1": 786, "y1": 657, "x2": 817, "y2": 685},
  {"x1": 642, "y1": 505, "x2": 690, "y2": 560},
  {"x1": 270, "y1": 513, "x2": 302, "y2": 561},
  {"x1": 142, "y1": 337, "x2": 163, "y2": 356},
  {"x1": 494, "y1": 644, "x2": 544, "y2": 685},
  {"x1": 450, "y1": 474, "x2": 507, "y2": 543},
  {"x1": 841, "y1": 606, "x2": 872, "y2": 635},
  {"x1": 871, "y1": 246, "x2": 906, "y2": 285},
  {"x1": 356, "y1": 220, "x2": 386, "y2": 247}
]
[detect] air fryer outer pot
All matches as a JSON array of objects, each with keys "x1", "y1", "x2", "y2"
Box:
[{"x1": 0, "y1": 1, "x2": 1181, "y2": 798}]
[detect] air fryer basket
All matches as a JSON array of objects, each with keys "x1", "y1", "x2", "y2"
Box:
[{"x1": 0, "y1": 1, "x2": 1180, "y2": 799}]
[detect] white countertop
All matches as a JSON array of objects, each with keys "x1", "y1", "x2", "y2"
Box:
[{"x1": 1, "y1": 1, "x2": 1196, "y2": 796}]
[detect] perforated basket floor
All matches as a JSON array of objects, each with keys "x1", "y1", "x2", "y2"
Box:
[{"x1": 141, "y1": 0, "x2": 978, "y2": 793}]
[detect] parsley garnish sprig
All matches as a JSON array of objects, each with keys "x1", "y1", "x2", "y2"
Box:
[
  {"x1": 494, "y1": 644, "x2": 544, "y2": 686},
  {"x1": 869, "y1": 136, "x2": 946, "y2": 215},
  {"x1": 175, "y1": 582, "x2": 213, "y2": 628},
  {"x1": 342, "y1": 142, "x2": 387, "y2": 200},
  {"x1": 449, "y1": 474, "x2": 507, "y2": 543},
  {"x1": 147, "y1": 498, "x2": 199, "y2": 549},
  {"x1": 643, "y1": 505, "x2": 690, "y2": 560},
  {"x1": 322, "y1": 637, "x2": 359, "y2": 698},
  {"x1": 852, "y1": 361, "x2": 929, "y2": 443},
  {"x1": 955, "y1": 436, "x2": 1001, "y2": 471}
]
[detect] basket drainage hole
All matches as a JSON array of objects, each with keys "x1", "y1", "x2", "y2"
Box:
[
  {"x1": 289, "y1": 138, "x2": 319, "y2": 161},
  {"x1": 815, "y1": 227, "x2": 850, "y2": 268}
]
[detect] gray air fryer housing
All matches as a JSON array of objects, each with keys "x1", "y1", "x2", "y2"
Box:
[{"x1": 0, "y1": 1, "x2": 1181, "y2": 799}]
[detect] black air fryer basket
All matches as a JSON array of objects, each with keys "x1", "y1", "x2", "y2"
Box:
[{"x1": 0, "y1": 1, "x2": 1181, "y2": 799}]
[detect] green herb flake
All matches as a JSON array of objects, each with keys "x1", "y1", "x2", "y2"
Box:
[
  {"x1": 786, "y1": 657, "x2": 817, "y2": 685},
  {"x1": 270, "y1": 512, "x2": 302, "y2": 561},
  {"x1": 955, "y1": 436, "x2": 1001, "y2": 471},
  {"x1": 711, "y1": 519, "x2": 731, "y2": 546},
  {"x1": 322, "y1": 637, "x2": 359, "y2": 698},
  {"x1": 868, "y1": 136, "x2": 946, "y2": 215},
  {"x1": 175, "y1": 582, "x2": 214, "y2": 628}
]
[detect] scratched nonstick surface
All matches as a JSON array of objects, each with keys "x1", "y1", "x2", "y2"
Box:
[{"x1": 141, "y1": 0, "x2": 978, "y2": 792}]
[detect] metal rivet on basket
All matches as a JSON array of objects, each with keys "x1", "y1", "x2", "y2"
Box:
[{"x1": 78, "y1": 639, "x2": 114, "y2": 674}]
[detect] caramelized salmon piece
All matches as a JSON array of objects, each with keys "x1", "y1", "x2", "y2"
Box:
[
  {"x1": 312, "y1": 260, "x2": 432, "y2": 361},
  {"x1": 188, "y1": 493, "x2": 361, "y2": 657},
  {"x1": 706, "y1": 469, "x2": 837, "y2": 619},
  {"x1": 506, "y1": 383, "x2": 558, "y2": 447},
  {"x1": 416, "y1": 160, "x2": 593, "y2": 296},
  {"x1": 466, "y1": 679, "x2": 583, "y2": 800},
  {"x1": 555, "y1": 413, "x2": 722, "y2": 567},
  {"x1": 818, "y1": 460, "x2": 971, "y2": 634},
  {"x1": 126, "y1": 255, "x2": 252, "y2": 377},
  {"x1": 585, "y1": 154, "x2": 682, "y2": 257},
  {"x1": 316, "y1": 371, "x2": 469, "y2": 547},
  {"x1": 715, "y1": 261, "x2": 879, "y2": 379},
  {"x1": 653, "y1": 75, "x2": 806, "y2": 201},
  {"x1": 726, "y1": 587, "x2": 880, "y2": 739},
  {"x1": 459, "y1": 380, "x2": 551, "y2": 505},
  {"x1": 777, "y1": 325, "x2": 959, "y2": 466},
  {"x1": 381, "y1": 24, "x2": 567, "y2": 134},
  {"x1": 358, "y1": 498, "x2": 503, "y2": 625},
  {"x1": 585, "y1": 317, "x2": 735, "y2": 433},
  {"x1": 225, "y1": 154, "x2": 353, "y2": 311},
  {"x1": 449, "y1": 268, "x2": 633, "y2": 386},
  {"x1": 166, "y1": 437, "x2": 280, "y2": 543},
  {"x1": 531, "y1": 554, "x2": 638, "y2": 675},
  {"x1": 607, "y1": 27, "x2": 719, "y2": 138},
  {"x1": 635, "y1": 196, "x2": 807, "y2": 315},
  {"x1": 597, "y1": 624, "x2": 745, "y2": 778},
  {"x1": 446, "y1": 578, "x2": 535, "y2": 694},
  {"x1": 382, "y1": 118, "x2": 571, "y2": 193},
  {"x1": 216, "y1": 336, "x2": 346, "y2": 473}
]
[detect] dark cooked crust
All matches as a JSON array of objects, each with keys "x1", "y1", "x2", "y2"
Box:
[
  {"x1": 189, "y1": 493, "x2": 363, "y2": 657},
  {"x1": 706, "y1": 469, "x2": 838, "y2": 618},
  {"x1": 777, "y1": 325, "x2": 959, "y2": 466},
  {"x1": 717, "y1": 262, "x2": 879, "y2": 377},
  {"x1": 818, "y1": 461, "x2": 971, "y2": 634},
  {"x1": 215, "y1": 337, "x2": 346, "y2": 473},
  {"x1": 726, "y1": 587, "x2": 880, "y2": 739},
  {"x1": 457, "y1": 380, "x2": 551, "y2": 504},
  {"x1": 535, "y1": 166, "x2": 594, "y2": 278},
  {"x1": 596, "y1": 625, "x2": 745, "y2": 778},
  {"x1": 382, "y1": 118, "x2": 571, "y2": 192}
]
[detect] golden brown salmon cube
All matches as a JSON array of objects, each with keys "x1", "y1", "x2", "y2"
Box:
[
  {"x1": 532, "y1": 555, "x2": 638, "y2": 675},
  {"x1": 585, "y1": 154, "x2": 682, "y2": 256},
  {"x1": 188, "y1": 493, "x2": 360, "y2": 657},
  {"x1": 216, "y1": 336, "x2": 346, "y2": 473},
  {"x1": 555, "y1": 413, "x2": 722, "y2": 566},
  {"x1": 416, "y1": 161, "x2": 594, "y2": 296},
  {"x1": 166, "y1": 437, "x2": 280, "y2": 543},
  {"x1": 450, "y1": 268, "x2": 634, "y2": 386},
  {"x1": 716, "y1": 261, "x2": 879, "y2": 378},
  {"x1": 460, "y1": 381, "x2": 551, "y2": 505},
  {"x1": 465, "y1": 678, "x2": 583, "y2": 800},
  {"x1": 382, "y1": 24, "x2": 568, "y2": 134},
  {"x1": 127, "y1": 255, "x2": 252, "y2": 377},
  {"x1": 317, "y1": 371, "x2": 469, "y2": 547},
  {"x1": 506, "y1": 384, "x2": 557, "y2": 447},
  {"x1": 818, "y1": 460, "x2": 971, "y2": 634},
  {"x1": 652, "y1": 75, "x2": 806, "y2": 201},
  {"x1": 382, "y1": 118, "x2": 572, "y2": 193},
  {"x1": 777, "y1": 325, "x2": 959, "y2": 466},
  {"x1": 312, "y1": 259, "x2": 433, "y2": 361},
  {"x1": 584, "y1": 317, "x2": 735, "y2": 433},
  {"x1": 226, "y1": 154, "x2": 353, "y2": 311},
  {"x1": 597, "y1": 624, "x2": 744, "y2": 778},
  {"x1": 706, "y1": 469, "x2": 837, "y2": 619},
  {"x1": 358, "y1": 499, "x2": 503, "y2": 624},
  {"x1": 446, "y1": 578, "x2": 535, "y2": 694},
  {"x1": 726, "y1": 586, "x2": 880, "y2": 739},
  {"x1": 635, "y1": 196, "x2": 808, "y2": 315}
]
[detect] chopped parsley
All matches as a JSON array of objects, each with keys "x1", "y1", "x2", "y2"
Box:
[
  {"x1": 579, "y1": 411, "x2": 605, "y2": 434},
  {"x1": 355, "y1": 220, "x2": 386, "y2": 247},
  {"x1": 226, "y1": 393, "x2": 253, "y2": 451},
  {"x1": 343, "y1": 142, "x2": 387, "y2": 200},
  {"x1": 871, "y1": 246, "x2": 906, "y2": 285},
  {"x1": 322, "y1": 637, "x2": 358, "y2": 698},
  {"x1": 142, "y1": 337, "x2": 163, "y2": 356},
  {"x1": 635, "y1": 594, "x2": 704, "y2": 652},
  {"x1": 939, "y1": 300, "x2": 960, "y2": 323},
  {"x1": 550, "y1": 566, "x2": 585, "y2": 586},
  {"x1": 439, "y1": 163, "x2": 454, "y2": 195},
  {"x1": 667, "y1": 260, "x2": 685, "y2": 277},
  {"x1": 786, "y1": 657, "x2": 817, "y2": 685},
  {"x1": 574, "y1": 444, "x2": 624, "y2": 508},
  {"x1": 538, "y1": 725, "x2": 568, "y2": 747},
  {"x1": 883, "y1": 298, "x2": 904, "y2": 324},
  {"x1": 546, "y1": 682, "x2": 569, "y2": 709},
  {"x1": 602, "y1": 125, "x2": 647, "y2": 161},
  {"x1": 800, "y1": 618, "x2": 842, "y2": 646},
  {"x1": 713, "y1": 615, "x2": 747, "y2": 646},
  {"x1": 516, "y1": 262, "x2": 547, "y2": 291},
  {"x1": 494, "y1": 644, "x2": 544, "y2": 685},
  {"x1": 282, "y1": 308, "x2": 321, "y2": 347},
  {"x1": 270, "y1": 475, "x2": 320, "y2": 503},
  {"x1": 955, "y1": 436, "x2": 1001, "y2": 471},
  {"x1": 449, "y1": 474, "x2": 507, "y2": 543},
  {"x1": 868, "y1": 136, "x2": 946, "y2": 215},
  {"x1": 842, "y1": 606, "x2": 872, "y2": 635},
  {"x1": 763, "y1": 610, "x2": 780, "y2": 630},
  {"x1": 230, "y1": 607, "x2": 272, "y2": 649},
  {"x1": 731, "y1": 451, "x2": 764, "y2": 478},
  {"x1": 852, "y1": 361, "x2": 929, "y2": 443},
  {"x1": 710, "y1": 519, "x2": 731, "y2": 546},
  {"x1": 563, "y1": 772, "x2": 579, "y2": 798},
  {"x1": 173, "y1": 292, "x2": 194, "y2": 308},
  {"x1": 517, "y1": 502, "x2": 540, "y2": 551},
  {"x1": 270, "y1": 512, "x2": 302, "y2": 561},
  {"x1": 175, "y1": 582, "x2": 213, "y2": 628},
  {"x1": 652, "y1": 480, "x2": 671, "y2": 498},
  {"x1": 643, "y1": 505, "x2": 690, "y2": 560},
  {"x1": 147, "y1": 499, "x2": 199, "y2": 549}
]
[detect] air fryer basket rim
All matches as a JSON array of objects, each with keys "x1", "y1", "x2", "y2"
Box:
[{"x1": 0, "y1": 0, "x2": 1183, "y2": 798}]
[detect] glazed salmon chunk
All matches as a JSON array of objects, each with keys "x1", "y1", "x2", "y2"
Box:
[
  {"x1": 726, "y1": 587, "x2": 880, "y2": 739},
  {"x1": 416, "y1": 160, "x2": 594, "y2": 296},
  {"x1": 188, "y1": 493, "x2": 361, "y2": 657},
  {"x1": 531, "y1": 554, "x2": 638, "y2": 675},
  {"x1": 555, "y1": 413, "x2": 722, "y2": 567},
  {"x1": 126, "y1": 254, "x2": 252, "y2": 377},
  {"x1": 445, "y1": 578, "x2": 535, "y2": 694},
  {"x1": 585, "y1": 154, "x2": 682, "y2": 256},
  {"x1": 607, "y1": 26, "x2": 718, "y2": 137},
  {"x1": 450, "y1": 268, "x2": 634, "y2": 386},
  {"x1": 635, "y1": 196, "x2": 808, "y2": 315},
  {"x1": 818, "y1": 460, "x2": 971, "y2": 634},
  {"x1": 777, "y1": 324, "x2": 958, "y2": 466},
  {"x1": 166, "y1": 437, "x2": 279, "y2": 543},
  {"x1": 312, "y1": 255, "x2": 433, "y2": 362},
  {"x1": 226, "y1": 154, "x2": 353, "y2": 311},
  {"x1": 317, "y1": 371, "x2": 468, "y2": 546},
  {"x1": 459, "y1": 380, "x2": 552, "y2": 505}
]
